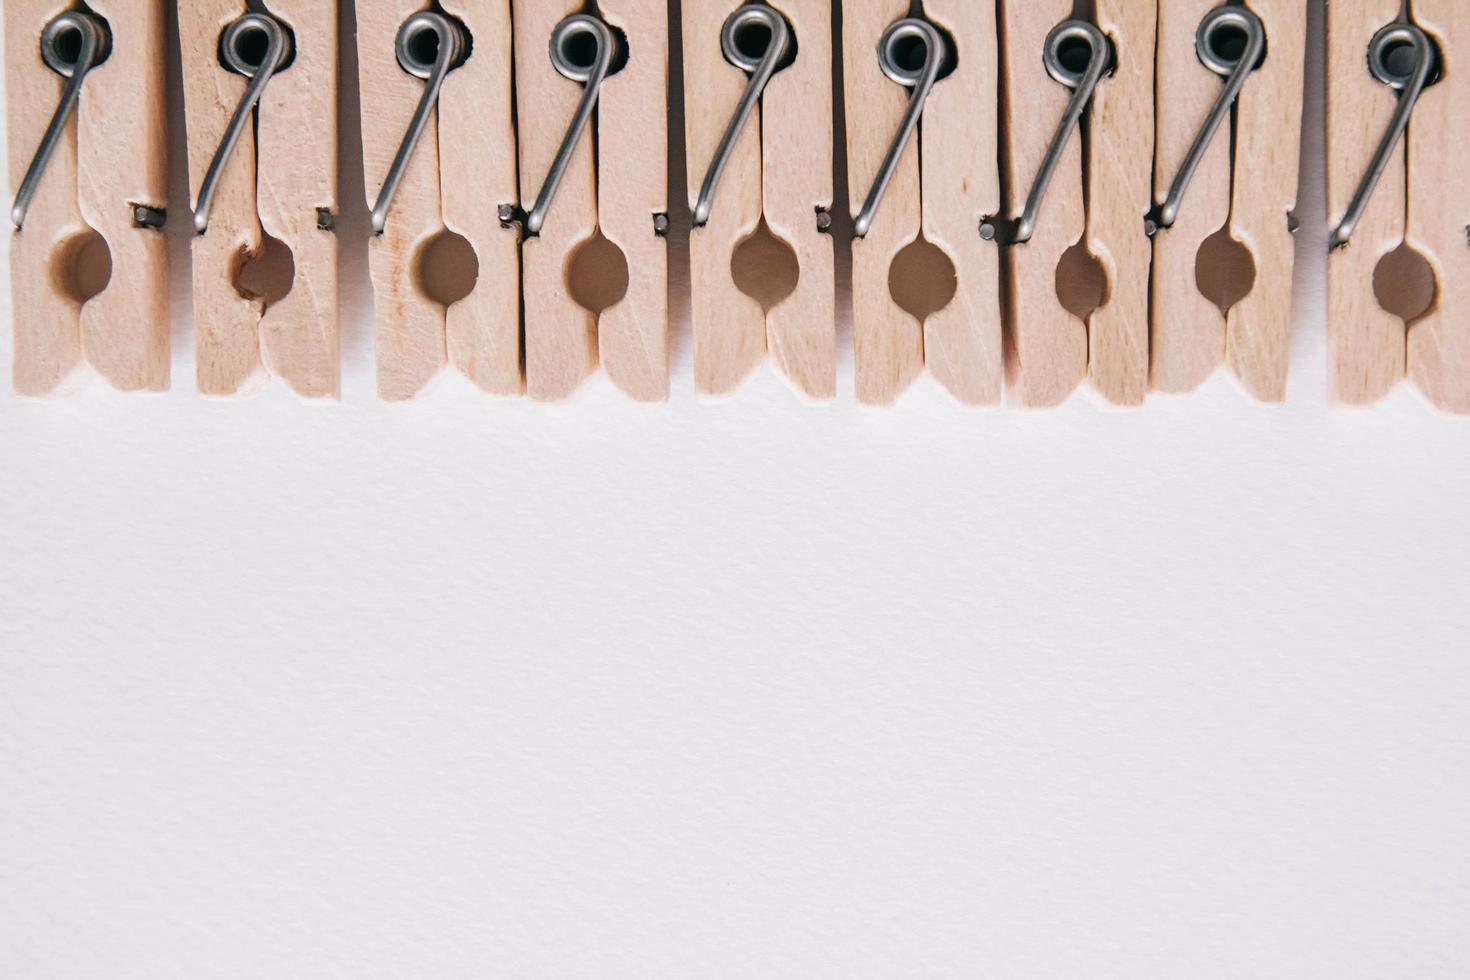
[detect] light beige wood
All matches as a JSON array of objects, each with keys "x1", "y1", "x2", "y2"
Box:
[
  {"x1": 181, "y1": 0, "x2": 339, "y2": 400},
  {"x1": 1087, "y1": 0, "x2": 1154, "y2": 406},
  {"x1": 596, "y1": 0, "x2": 670, "y2": 402},
  {"x1": 361, "y1": 1, "x2": 520, "y2": 400},
  {"x1": 1227, "y1": 0, "x2": 1303, "y2": 402},
  {"x1": 684, "y1": 0, "x2": 831, "y2": 400},
  {"x1": 1405, "y1": 2, "x2": 1470, "y2": 413},
  {"x1": 1000, "y1": 0, "x2": 1084, "y2": 407},
  {"x1": 1326, "y1": 0, "x2": 1404, "y2": 404},
  {"x1": 441, "y1": 0, "x2": 521, "y2": 397},
  {"x1": 761, "y1": 0, "x2": 835, "y2": 400},
  {"x1": 180, "y1": 0, "x2": 263, "y2": 396},
  {"x1": 844, "y1": 0, "x2": 923, "y2": 405},
  {"x1": 513, "y1": 0, "x2": 597, "y2": 402},
  {"x1": 360, "y1": 0, "x2": 449, "y2": 400},
  {"x1": 1151, "y1": 0, "x2": 1232, "y2": 393},
  {"x1": 926, "y1": 0, "x2": 1001, "y2": 405},
  {"x1": 7, "y1": 0, "x2": 85, "y2": 395},
  {"x1": 7, "y1": 0, "x2": 169, "y2": 395}
]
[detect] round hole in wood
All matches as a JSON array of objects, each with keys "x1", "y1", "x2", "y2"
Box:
[
  {"x1": 1055, "y1": 241, "x2": 1109, "y2": 321},
  {"x1": 1195, "y1": 227, "x2": 1256, "y2": 316},
  {"x1": 414, "y1": 230, "x2": 478, "y2": 307},
  {"x1": 233, "y1": 232, "x2": 296, "y2": 309},
  {"x1": 1373, "y1": 241, "x2": 1437, "y2": 324},
  {"x1": 888, "y1": 234, "x2": 957, "y2": 322},
  {"x1": 567, "y1": 229, "x2": 629, "y2": 315},
  {"x1": 50, "y1": 227, "x2": 111, "y2": 304},
  {"x1": 731, "y1": 219, "x2": 799, "y2": 313}
]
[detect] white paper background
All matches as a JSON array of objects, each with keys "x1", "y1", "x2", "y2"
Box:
[{"x1": 4, "y1": 2, "x2": 1469, "y2": 977}]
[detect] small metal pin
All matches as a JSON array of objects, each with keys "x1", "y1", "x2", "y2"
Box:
[
  {"x1": 983, "y1": 20, "x2": 1110, "y2": 246},
  {"x1": 653, "y1": 213, "x2": 671, "y2": 236},
  {"x1": 132, "y1": 204, "x2": 166, "y2": 229},
  {"x1": 522, "y1": 14, "x2": 618, "y2": 237},
  {"x1": 855, "y1": 18, "x2": 945, "y2": 240},
  {"x1": 192, "y1": 12, "x2": 293, "y2": 235},
  {"x1": 1329, "y1": 22, "x2": 1437, "y2": 251},
  {"x1": 693, "y1": 4, "x2": 792, "y2": 228},
  {"x1": 1145, "y1": 5, "x2": 1265, "y2": 237},
  {"x1": 11, "y1": 12, "x2": 112, "y2": 231},
  {"x1": 370, "y1": 11, "x2": 467, "y2": 236}
]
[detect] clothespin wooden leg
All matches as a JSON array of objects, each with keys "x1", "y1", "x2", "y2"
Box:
[
  {"x1": 684, "y1": 2, "x2": 767, "y2": 396},
  {"x1": 1087, "y1": 0, "x2": 1154, "y2": 406},
  {"x1": 595, "y1": 0, "x2": 670, "y2": 402},
  {"x1": 1226, "y1": 0, "x2": 1303, "y2": 402},
  {"x1": 181, "y1": 1, "x2": 269, "y2": 397},
  {"x1": 441, "y1": 0, "x2": 521, "y2": 398},
  {"x1": 999, "y1": 0, "x2": 1087, "y2": 407},
  {"x1": 1151, "y1": 0, "x2": 1234, "y2": 394},
  {"x1": 925, "y1": 0, "x2": 1001, "y2": 405},
  {"x1": 844, "y1": 0, "x2": 925, "y2": 406},
  {"x1": 513, "y1": 0, "x2": 597, "y2": 402},
  {"x1": 7, "y1": 0, "x2": 88, "y2": 395},
  {"x1": 1327, "y1": 0, "x2": 1408, "y2": 404},
  {"x1": 757, "y1": 0, "x2": 836, "y2": 400},
  {"x1": 1407, "y1": 3, "x2": 1470, "y2": 413}
]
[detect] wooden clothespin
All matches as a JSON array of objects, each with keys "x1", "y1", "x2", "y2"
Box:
[
  {"x1": 842, "y1": 1, "x2": 1001, "y2": 406},
  {"x1": 684, "y1": 1, "x2": 834, "y2": 400},
  {"x1": 6, "y1": 0, "x2": 168, "y2": 395},
  {"x1": 1150, "y1": 0, "x2": 1304, "y2": 401},
  {"x1": 510, "y1": 0, "x2": 668, "y2": 402},
  {"x1": 1328, "y1": 1, "x2": 1470, "y2": 412},
  {"x1": 994, "y1": 1, "x2": 1153, "y2": 407},
  {"x1": 181, "y1": 0, "x2": 338, "y2": 399},
  {"x1": 359, "y1": 1, "x2": 521, "y2": 401}
]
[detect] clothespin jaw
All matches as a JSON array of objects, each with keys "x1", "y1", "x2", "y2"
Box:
[
  {"x1": 6, "y1": 0, "x2": 169, "y2": 395},
  {"x1": 511, "y1": 0, "x2": 669, "y2": 402},
  {"x1": 360, "y1": 0, "x2": 521, "y2": 402},
  {"x1": 1151, "y1": 0, "x2": 1304, "y2": 402},
  {"x1": 684, "y1": 0, "x2": 834, "y2": 400},
  {"x1": 1329, "y1": 1, "x2": 1470, "y2": 412},
  {"x1": 181, "y1": 0, "x2": 339, "y2": 400},
  {"x1": 997, "y1": 0, "x2": 1153, "y2": 407},
  {"x1": 843, "y1": 0, "x2": 1001, "y2": 406}
]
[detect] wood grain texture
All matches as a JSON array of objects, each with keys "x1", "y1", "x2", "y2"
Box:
[
  {"x1": 762, "y1": 0, "x2": 835, "y2": 400},
  {"x1": 1227, "y1": 0, "x2": 1303, "y2": 402},
  {"x1": 80, "y1": 0, "x2": 169, "y2": 392},
  {"x1": 514, "y1": 0, "x2": 597, "y2": 401},
  {"x1": 360, "y1": 0, "x2": 448, "y2": 400},
  {"x1": 180, "y1": 0, "x2": 264, "y2": 396},
  {"x1": 7, "y1": 0, "x2": 169, "y2": 394},
  {"x1": 684, "y1": 0, "x2": 768, "y2": 396},
  {"x1": 926, "y1": 0, "x2": 1001, "y2": 405},
  {"x1": 597, "y1": 0, "x2": 670, "y2": 402},
  {"x1": 1326, "y1": 0, "x2": 1404, "y2": 405},
  {"x1": 1087, "y1": 0, "x2": 1154, "y2": 406},
  {"x1": 1406, "y1": 1, "x2": 1470, "y2": 413},
  {"x1": 1000, "y1": 0, "x2": 1084, "y2": 407},
  {"x1": 7, "y1": 0, "x2": 86, "y2": 395},
  {"x1": 1151, "y1": 0, "x2": 1231, "y2": 394},
  {"x1": 441, "y1": 0, "x2": 522, "y2": 397},
  {"x1": 258, "y1": 0, "x2": 339, "y2": 399},
  {"x1": 844, "y1": 0, "x2": 922, "y2": 405}
]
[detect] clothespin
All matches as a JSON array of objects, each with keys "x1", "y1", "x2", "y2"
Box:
[
  {"x1": 359, "y1": 1, "x2": 521, "y2": 401},
  {"x1": 5, "y1": 0, "x2": 168, "y2": 395},
  {"x1": 993, "y1": 1, "x2": 1154, "y2": 407},
  {"x1": 1328, "y1": 1, "x2": 1470, "y2": 412},
  {"x1": 842, "y1": 1, "x2": 1001, "y2": 406},
  {"x1": 181, "y1": 0, "x2": 338, "y2": 399},
  {"x1": 508, "y1": 0, "x2": 669, "y2": 402},
  {"x1": 685, "y1": 0, "x2": 834, "y2": 399},
  {"x1": 1149, "y1": 0, "x2": 1305, "y2": 401}
]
